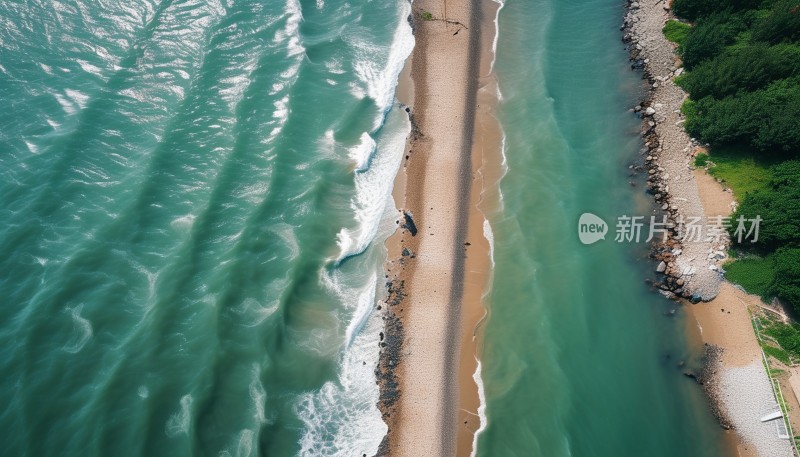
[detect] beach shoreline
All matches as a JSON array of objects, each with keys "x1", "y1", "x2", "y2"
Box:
[
  {"x1": 623, "y1": 1, "x2": 795, "y2": 456},
  {"x1": 375, "y1": 0, "x2": 501, "y2": 455}
]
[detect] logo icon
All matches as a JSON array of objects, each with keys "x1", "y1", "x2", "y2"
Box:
[{"x1": 578, "y1": 213, "x2": 608, "y2": 245}]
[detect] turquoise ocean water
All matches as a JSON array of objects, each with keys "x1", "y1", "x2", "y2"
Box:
[
  {"x1": 0, "y1": 0, "x2": 729, "y2": 456},
  {"x1": 0, "y1": 0, "x2": 412, "y2": 455},
  {"x1": 477, "y1": 0, "x2": 728, "y2": 456}
]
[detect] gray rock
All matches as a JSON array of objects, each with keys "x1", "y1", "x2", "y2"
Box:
[{"x1": 656, "y1": 261, "x2": 667, "y2": 273}]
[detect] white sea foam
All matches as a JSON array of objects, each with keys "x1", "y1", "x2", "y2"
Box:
[
  {"x1": 272, "y1": 95, "x2": 290, "y2": 121},
  {"x1": 76, "y1": 59, "x2": 104, "y2": 78},
  {"x1": 170, "y1": 214, "x2": 196, "y2": 232},
  {"x1": 54, "y1": 92, "x2": 77, "y2": 115},
  {"x1": 269, "y1": 82, "x2": 285, "y2": 95},
  {"x1": 296, "y1": 308, "x2": 386, "y2": 457},
  {"x1": 235, "y1": 296, "x2": 280, "y2": 327},
  {"x1": 165, "y1": 394, "x2": 193, "y2": 437},
  {"x1": 294, "y1": 4, "x2": 416, "y2": 455},
  {"x1": 325, "y1": 59, "x2": 346, "y2": 75},
  {"x1": 274, "y1": 0, "x2": 304, "y2": 57},
  {"x1": 320, "y1": 269, "x2": 379, "y2": 350},
  {"x1": 236, "y1": 429, "x2": 255, "y2": 457},
  {"x1": 62, "y1": 304, "x2": 92, "y2": 354},
  {"x1": 483, "y1": 219, "x2": 495, "y2": 269},
  {"x1": 138, "y1": 386, "x2": 149, "y2": 399},
  {"x1": 24, "y1": 140, "x2": 39, "y2": 154},
  {"x1": 470, "y1": 358, "x2": 488, "y2": 457},
  {"x1": 270, "y1": 222, "x2": 300, "y2": 259},
  {"x1": 64, "y1": 88, "x2": 89, "y2": 109},
  {"x1": 348, "y1": 2, "x2": 414, "y2": 126},
  {"x1": 334, "y1": 109, "x2": 409, "y2": 263},
  {"x1": 249, "y1": 364, "x2": 267, "y2": 424},
  {"x1": 496, "y1": 128, "x2": 509, "y2": 205},
  {"x1": 349, "y1": 132, "x2": 376, "y2": 171},
  {"x1": 489, "y1": 0, "x2": 506, "y2": 73}
]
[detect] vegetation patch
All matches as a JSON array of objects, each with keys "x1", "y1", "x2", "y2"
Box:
[
  {"x1": 763, "y1": 321, "x2": 800, "y2": 361},
  {"x1": 725, "y1": 256, "x2": 777, "y2": 301},
  {"x1": 694, "y1": 152, "x2": 709, "y2": 167},
  {"x1": 667, "y1": 0, "x2": 800, "y2": 315},
  {"x1": 703, "y1": 146, "x2": 774, "y2": 198},
  {"x1": 764, "y1": 344, "x2": 791, "y2": 365},
  {"x1": 663, "y1": 20, "x2": 692, "y2": 47}
]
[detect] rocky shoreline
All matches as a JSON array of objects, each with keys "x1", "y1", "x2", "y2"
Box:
[
  {"x1": 620, "y1": 0, "x2": 738, "y2": 433},
  {"x1": 374, "y1": 274, "x2": 407, "y2": 457},
  {"x1": 621, "y1": 0, "x2": 729, "y2": 304}
]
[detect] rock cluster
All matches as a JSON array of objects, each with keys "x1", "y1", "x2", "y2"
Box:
[
  {"x1": 622, "y1": 0, "x2": 726, "y2": 302},
  {"x1": 694, "y1": 344, "x2": 736, "y2": 430},
  {"x1": 374, "y1": 276, "x2": 407, "y2": 457}
]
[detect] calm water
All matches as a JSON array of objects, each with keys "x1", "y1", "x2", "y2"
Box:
[
  {"x1": 0, "y1": 0, "x2": 728, "y2": 455},
  {"x1": 476, "y1": 0, "x2": 727, "y2": 456}
]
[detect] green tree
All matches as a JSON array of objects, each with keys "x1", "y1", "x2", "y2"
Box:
[
  {"x1": 730, "y1": 161, "x2": 800, "y2": 250},
  {"x1": 752, "y1": 0, "x2": 800, "y2": 44},
  {"x1": 681, "y1": 43, "x2": 800, "y2": 99},
  {"x1": 672, "y1": 0, "x2": 762, "y2": 21},
  {"x1": 773, "y1": 247, "x2": 800, "y2": 313},
  {"x1": 686, "y1": 79, "x2": 800, "y2": 155},
  {"x1": 681, "y1": 12, "x2": 749, "y2": 69}
]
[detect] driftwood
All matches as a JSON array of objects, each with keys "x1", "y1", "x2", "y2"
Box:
[{"x1": 415, "y1": 8, "x2": 468, "y2": 35}]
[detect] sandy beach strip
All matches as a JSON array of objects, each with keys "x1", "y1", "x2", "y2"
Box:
[
  {"x1": 685, "y1": 173, "x2": 794, "y2": 457},
  {"x1": 376, "y1": 0, "x2": 501, "y2": 455}
]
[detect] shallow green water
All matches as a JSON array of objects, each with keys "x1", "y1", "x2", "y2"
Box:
[{"x1": 476, "y1": 0, "x2": 728, "y2": 455}]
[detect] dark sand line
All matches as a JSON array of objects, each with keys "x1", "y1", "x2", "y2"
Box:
[{"x1": 440, "y1": 1, "x2": 484, "y2": 455}]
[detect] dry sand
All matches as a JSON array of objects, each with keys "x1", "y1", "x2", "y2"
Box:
[
  {"x1": 377, "y1": 0, "x2": 501, "y2": 456},
  {"x1": 686, "y1": 169, "x2": 794, "y2": 456}
]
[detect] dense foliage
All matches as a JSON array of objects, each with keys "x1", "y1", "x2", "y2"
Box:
[
  {"x1": 773, "y1": 248, "x2": 800, "y2": 309},
  {"x1": 728, "y1": 161, "x2": 800, "y2": 310},
  {"x1": 672, "y1": 0, "x2": 761, "y2": 21},
  {"x1": 685, "y1": 79, "x2": 800, "y2": 155},
  {"x1": 752, "y1": 0, "x2": 800, "y2": 43},
  {"x1": 730, "y1": 161, "x2": 800, "y2": 250},
  {"x1": 680, "y1": 44, "x2": 800, "y2": 99},
  {"x1": 677, "y1": 0, "x2": 800, "y2": 157},
  {"x1": 672, "y1": 0, "x2": 800, "y2": 313},
  {"x1": 681, "y1": 11, "x2": 748, "y2": 69}
]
